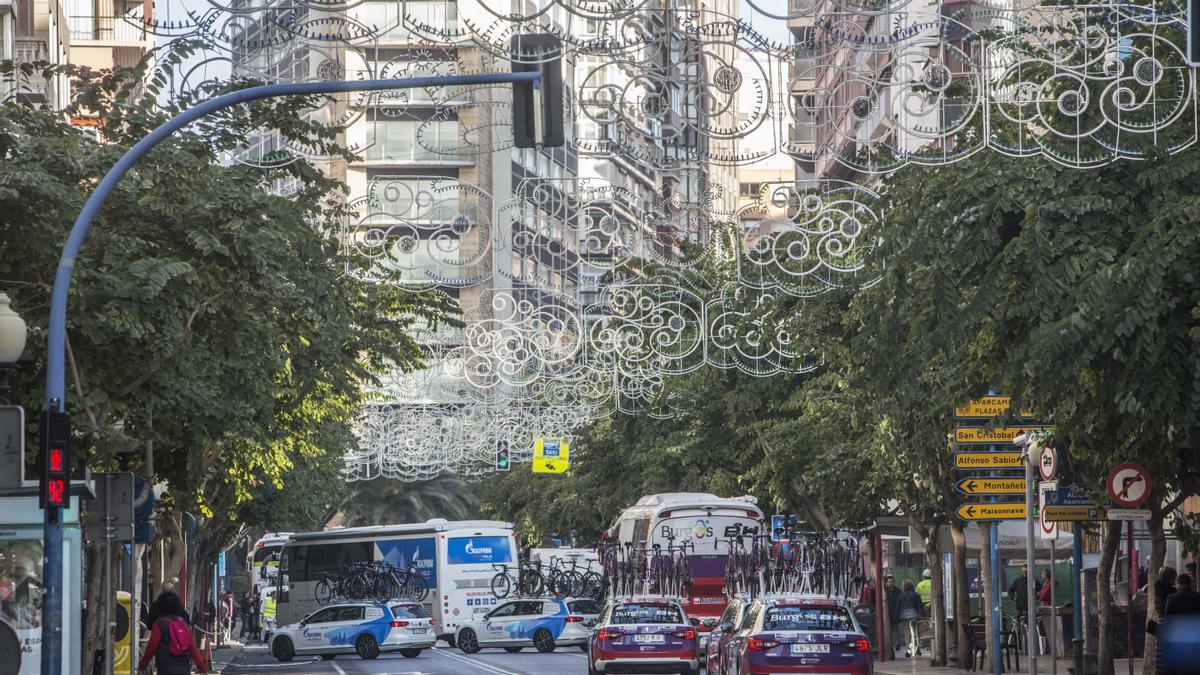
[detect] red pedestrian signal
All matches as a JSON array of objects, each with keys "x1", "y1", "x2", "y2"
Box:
[{"x1": 40, "y1": 411, "x2": 71, "y2": 511}]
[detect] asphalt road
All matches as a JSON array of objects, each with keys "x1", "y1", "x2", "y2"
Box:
[{"x1": 223, "y1": 642, "x2": 690, "y2": 675}]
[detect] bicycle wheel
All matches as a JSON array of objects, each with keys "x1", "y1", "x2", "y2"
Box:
[
  {"x1": 520, "y1": 568, "x2": 544, "y2": 596},
  {"x1": 491, "y1": 572, "x2": 513, "y2": 599},
  {"x1": 406, "y1": 575, "x2": 430, "y2": 602},
  {"x1": 315, "y1": 579, "x2": 333, "y2": 605}
]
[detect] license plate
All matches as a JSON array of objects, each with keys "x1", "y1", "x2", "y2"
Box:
[
  {"x1": 411, "y1": 628, "x2": 428, "y2": 634},
  {"x1": 790, "y1": 644, "x2": 830, "y2": 654},
  {"x1": 633, "y1": 634, "x2": 665, "y2": 644}
]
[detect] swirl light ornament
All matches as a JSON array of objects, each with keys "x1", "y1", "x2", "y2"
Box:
[{"x1": 61, "y1": 0, "x2": 1200, "y2": 480}]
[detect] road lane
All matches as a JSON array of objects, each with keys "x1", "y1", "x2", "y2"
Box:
[{"x1": 224, "y1": 644, "x2": 599, "y2": 675}]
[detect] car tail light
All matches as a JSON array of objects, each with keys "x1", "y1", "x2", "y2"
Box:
[
  {"x1": 746, "y1": 509, "x2": 759, "y2": 517},
  {"x1": 673, "y1": 629, "x2": 696, "y2": 640},
  {"x1": 429, "y1": 619, "x2": 436, "y2": 625},
  {"x1": 566, "y1": 616, "x2": 584, "y2": 623},
  {"x1": 747, "y1": 637, "x2": 779, "y2": 651},
  {"x1": 390, "y1": 620, "x2": 409, "y2": 627},
  {"x1": 846, "y1": 637, "x2": 870, "y2": 651},
  {"x1": 597, "y1": 629, "x2": 622, "y2": 641}
]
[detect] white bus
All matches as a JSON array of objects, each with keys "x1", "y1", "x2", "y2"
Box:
[
  {"x1": 248, "y1": 532, "x2": 292, "y2": 590},
  {"x1": 276, "y1": 519, "x2": 516, "y2": 644},
  {"x1": 607, "y1": 493, "x2": 765, "y2": 623}
]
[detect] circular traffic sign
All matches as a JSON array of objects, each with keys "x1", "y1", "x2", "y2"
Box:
[
  {"x1": 1040, "y1": 503, "x2": 1057, "y2": 536},
  {"x1": 1106, "y1": 462, "x2": 1152, "y2": 508},
  {"x1": 1038, "y1": 446, "x2": 1058, "y2": 481}
]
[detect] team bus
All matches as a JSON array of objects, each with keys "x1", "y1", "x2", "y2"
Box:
[
  {"x1": 275, "y1": 519, "x2": 516, "y2": 645},
  {"x1": 607, "y1": 493, "x2": 764, "y2": 626}
]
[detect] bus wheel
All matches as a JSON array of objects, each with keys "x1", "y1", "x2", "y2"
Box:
[
  {"x1": 355, "y1": 634, "x2": 380, "y2": 660},
  {"x1": 533, "y1": 628, "x2": 556, "y2": 653},
  {"x1": 272, "y1": 636, "x2": 294, "y2": 662},
  {"x1": 458, "y1": 628, "x2": 481, "y2": 654}
]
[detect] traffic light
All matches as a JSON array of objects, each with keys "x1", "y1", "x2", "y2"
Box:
[
  {"x1": 496, "y1": 442, "x2": 510, "y2": 472},
  {"x1": 40, "y1": 410, "x2": 70, "y2": 515},
  {"x1": 511, "y1": 33, "x2": 564, "y2": 149},
  {"x1": 1191, "y1": 0, "x2": 1200, "y2": 65}
]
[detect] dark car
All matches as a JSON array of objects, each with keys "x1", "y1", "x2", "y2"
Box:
[
  {"x1": 587, "y1": 597, "x2": 701, "y2": 674},
  {"x1": 705, "y1": 596, "x2": 748, "y2": 675},
  {"x1": 722, "y1": 596, "x2": 872, "y2": 675}
]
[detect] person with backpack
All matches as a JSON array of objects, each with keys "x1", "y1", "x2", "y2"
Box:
[{"x1": 137, "y1": 590, "x2": 208, "y2": 674}]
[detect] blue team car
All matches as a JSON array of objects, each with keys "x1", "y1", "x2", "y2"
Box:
[
  {"x1": 270, "y1": 601, "x2": 436, "y2": 661},
  {"x1": 455, "y1": 597, "x2": 594, "y2": 654}
]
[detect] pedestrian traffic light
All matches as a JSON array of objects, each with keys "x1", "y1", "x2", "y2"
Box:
[
  {"x1": 496, "y1": 442, "x2": 510, "y2": 472},
  {"x1": 40, "y1": 410, "x2": 70, "y2": 515},
  {"x1": 511, "y1": 33, "x2": 564, "y2": 149}
]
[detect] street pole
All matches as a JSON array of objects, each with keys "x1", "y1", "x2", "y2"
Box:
[
  {"x1": 1050, "y1": 538, "x2": 1057, "y2": 675},
  {"x1": 1026, "y1": 447, "x2": 1038, "y2": 675},
  {"x1": 38, "y1": 70, "x2": 542, "y2": 675},
  {"x1": 990, "y1": 440, "x2": 1002, "y2": 675},
  {"x1": 104, "y1": 473, "x2": 114, "y2": 675},
  {"x1": 1072, "y1": 530, "x2": 1083, "y2": 675},
  {"x1": 1126, "y1": 524, "x2": 1134, "y2": 675}
]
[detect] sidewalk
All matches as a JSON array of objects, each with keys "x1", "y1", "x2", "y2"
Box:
[
  {"x1": 209, "y1": 640, "x2": 246, "y2": 674},
  {"x1": 874, "y1": 656, "x2": 1141, "y2": 675}
]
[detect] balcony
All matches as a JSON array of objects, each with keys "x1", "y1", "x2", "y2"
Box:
[
  {"x1": 68, "y1": 15, "x2": 149, "y2": 43},
  {"x1": 13, "y1": 39, "x2": 50, "y2": 104}
]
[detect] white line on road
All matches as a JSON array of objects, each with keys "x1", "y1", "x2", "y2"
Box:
[
  {"x1": 332, "y1": 662, "x2": 347, "y2": 675},
  {"x1": 429, "y1": 648, "x2": 522, "y2": 675}
]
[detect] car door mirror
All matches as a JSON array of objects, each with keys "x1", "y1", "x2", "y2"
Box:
[{"x1": 689, "y1": 617, "x2": 701, "y2": 627}]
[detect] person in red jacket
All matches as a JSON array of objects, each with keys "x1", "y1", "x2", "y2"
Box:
[
  {"x1": 138, "y1": 590, "x2": 208, "y2": 674},
  {"x1": 1037, "y1": 569, "x2": 1054, "y2": 606}
]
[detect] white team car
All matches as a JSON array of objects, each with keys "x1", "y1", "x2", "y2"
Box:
[
  {"x1": 270, "y1": 601, "x2": 436, "y2": 661},
  {"x1": 455, "y1": 597, "x2": 594, "y2": 654}
]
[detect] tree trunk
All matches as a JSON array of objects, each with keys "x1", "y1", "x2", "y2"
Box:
[
  {"x1": 951, "y1": 519, "x2": 971, "y2": 668},
  {"x1": 921, "y1": 524, "x2": 948, "y2": 666},
  {"x1": 1097, "y1": 520, "x2": 1123, "y2": 675},
  {"x1": 980, "y1": 522, "x2": 996, "y2": 663},
  {"x1": 1142, "y1": 515, "x2": 1167, "y2": 675}
]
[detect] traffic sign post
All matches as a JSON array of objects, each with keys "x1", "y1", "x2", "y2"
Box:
[
  {"x1": 955, "y1": 451, "x2": 1024, "y2": 470},
  {"x1": 1043, "y1": 505, "x2": 1108, "y2": 521},
  {"x1": 956, "y1": 502, "x2": 1026, "y2": 520},
  {"x1": 955, "y1": 426, "x2": 1052, "y2": 444},
  {"x1": 1106, "y1": 463, "x2": 1151, "y2": 508},
  {"x1": 955, "y1": 477, "x2": 1027, "y2": 495},
  {"x1": 954, "y1": 397, "x2": 1035, "y2": 419},
  {"x1": 1039, "y1": 481, "x2": 1059, "y2": 539},
  {"x1": 1038, "y1": 446, "x2": 1057, "y2": 481},
  {"x1": 1106, "y1": 509, "x2": 1151, "y2": 521}
]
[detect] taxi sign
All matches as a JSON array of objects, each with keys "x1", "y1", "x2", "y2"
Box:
[
  {"x1": 533, "y1": 437, "x2": 569, "y2": 474},
  {"x1": 954, "y1": 426, "x2": 1052, "y2": 444},
  {"x1": 954, "y1": 397, "x2": 1034, "y2": 419},
  {"x1": 956, "y1": 503, "x2": 1026, "y2": 520},
  {"x1": 954, "y1": 451, "x2": 1024, "y2": 470}
]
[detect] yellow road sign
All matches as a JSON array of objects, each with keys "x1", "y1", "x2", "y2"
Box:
[
  {"x1": 533, "y1": 437, "x2": 569, "y2": 474},
  {"x1": 954, "y1": 452, "x2": 1024, "y2": 470},
  {"x1": 955, "y1": 477, "x2": 1028, "y2": 495},
  {"x1": 1043, "y1": 505, "x2": 1107, "y2": 521},
  {"x1": 955, "y1": 426, "x2": 1050, "y2": 444},
  {"x1": 956, "y1": 503, "x2": 1027, "y2": 520},
  {"x1": 954, "y1": 397, "x2": 1034, "y2": 419}
]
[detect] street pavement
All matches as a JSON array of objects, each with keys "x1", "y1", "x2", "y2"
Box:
[{"x1": 223, "y1": 642, "x2": 612, "y2": 674}]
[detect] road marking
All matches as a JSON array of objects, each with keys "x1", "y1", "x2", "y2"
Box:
[
  {"x1": 430, "y1": 648, "x2": 522, "y2": 675},
  {"x1": 332, "y1": 663, "x2": 348, "y2": 675}
]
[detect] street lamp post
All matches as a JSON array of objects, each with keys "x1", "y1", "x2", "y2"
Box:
[{"x1": 0, "y1": 292, "x2": 28, "y2": 402}]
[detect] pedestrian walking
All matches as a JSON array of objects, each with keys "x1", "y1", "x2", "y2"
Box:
[
  {"x1": 261, "y1": 590, "x2": 277, "y2": 642},
  {"x1": 1037, "y1": 568, "x2": 1053, "y2": 606},
  {"x1": 238, "y1": 592, "x2": 252, "y2": 639},
  {"x1": 1007, "y1": 564, "x2": 1041, "y2": 618},
  {"x1": 884, "y1": 574, "x2": 901, "y2": 653},
  {"x1": 249, "y1": 589, "x2": 261, "y2": 642},
  {"x1": 897, "y1": 579, "x2": 925, "y2": 657},
  {"x1": 1154, "y1": 566, "x2": 1178, "y2": 617},
  {"x1": 1165, "y1": 574, "x2": 1200, "y2": 616},
  {"x1": 137, "y1": 590, "x2": 208, "y2": 674},
  {"x1": 915, "y1": 569, "x2": 932, "y2": 614}
]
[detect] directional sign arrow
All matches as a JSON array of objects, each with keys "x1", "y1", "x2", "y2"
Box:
[
  {"x1": 955, "y1": 477, "x2": 1028, "y2": 495},
  {"x1": 956, "y1": 502, "x2": 1027, "y2": 520},
  {"x1": 954, "y1": 451, "x2": 1025, "y2": 470}
]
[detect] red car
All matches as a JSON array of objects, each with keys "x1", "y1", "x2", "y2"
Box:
[
  {"x1": 722, "y1": 596, "x2": 872, "y2": 675},
  {"x1": 587, "y1": 598, "x2": 701, "y2": 675}
]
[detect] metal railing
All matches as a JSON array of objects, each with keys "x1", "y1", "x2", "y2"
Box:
[{"x1": 68, "y1": 15, "x2": 148, "y2": 42}]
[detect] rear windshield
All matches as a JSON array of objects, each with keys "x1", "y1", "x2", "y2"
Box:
[
  {"x1": 569, "y1": 600, "x2": 603, "y2": 615},
  {"x1": 764, "y1": 606, "x2": 855, "y2": 632},
  {"x1": 391, "y1": 604, "x2": 429, "y2": 619},
  {"x1": 611, "y1": 604, "x2": 684, "y2": 624}
]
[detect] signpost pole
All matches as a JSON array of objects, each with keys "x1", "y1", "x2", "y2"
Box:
[
  {"x1": 1126, "y1": 523, "x2": 1134, "y2": 675},
  {"x1": 1072, "y1": 532, "x2": 1084, "y2": 675},
  {"x1": 104, "y1": 473, "x2": 114, "y2": 675},
  {"x1": 1050, "y1": 537, "x2": 1057, "y2": 675},
  {"x1": 1026, "y1": 447, "x2": 1038, "y2": 675},
  {"x1": 875, "y1": 531, "x2": 885, "y2": 661},
  {"x1": 990, "y1": 442, "x2": 1002, "y2": 675}
]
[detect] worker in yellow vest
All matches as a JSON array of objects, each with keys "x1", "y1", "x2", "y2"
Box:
[
  {"x1": 261, "y1": 591, "x2": 277, "y2": 642},
  {"x1": 915, "y1": 569, "x2": 933, "y2": 611}
]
